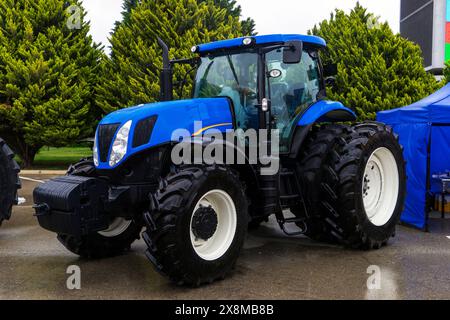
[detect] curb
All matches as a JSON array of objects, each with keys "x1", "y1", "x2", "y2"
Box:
[{"x1": 20, "y1": 170, "x2": 66, "y2": 175}]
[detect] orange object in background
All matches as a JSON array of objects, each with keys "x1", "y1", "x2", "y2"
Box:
[{"x1": 435, "y1": 195, "x2": 450, "y2": 214}]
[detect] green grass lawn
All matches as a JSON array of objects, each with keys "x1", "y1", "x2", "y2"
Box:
[{"x1": 17, "y1": 147, "x2": 92, "y2": 170}]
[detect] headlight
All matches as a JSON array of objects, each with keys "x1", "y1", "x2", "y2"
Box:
[
  {"x1": 93, "y1": 130, "x2": 99, "y2": 167},
  {"x1": 109, "y1": 120, "x2": 132, "y2": 167}
]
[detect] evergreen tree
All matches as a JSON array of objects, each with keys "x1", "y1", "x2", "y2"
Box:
[
  {"x1": 122, "y1": 0, "x2": 140, "y2": 19},
  {"x1": 97, "y1": 0, "x2": 244, "y2": 114},
  {"x1": 444, "y1": 61, "x2": 450, "y2": 83},
  {"x1": 0, "y1": 0, "x2": 103, "y2": 167},
  {"x1": 114, "y1": 0, "x2": 141, "y2": 30},
  {"x1": 198, "y1": 0, "x2": 256, "y2": 35},
  {"x1": 116, "y1": 0, "x2": 256, "y2": 35},
  {"x1": 309, "y1": 3, "x2": 440, "y2": 120}
]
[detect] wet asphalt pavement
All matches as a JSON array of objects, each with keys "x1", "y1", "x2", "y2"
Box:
[{"x1": 0, "y1": 175, "x2": 449, "y2": 300}]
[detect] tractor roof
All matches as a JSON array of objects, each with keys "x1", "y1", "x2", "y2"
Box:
[{"x1": 197, "y1": 34, "x2": 326, "y2": 54}]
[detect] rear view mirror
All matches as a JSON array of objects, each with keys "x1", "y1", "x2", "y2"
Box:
[
  {"x1": 283, "y1": 41, "x2": 303, "y2": 64},
  {"x1": 323, "y1": 63, "x2": 338, "y2": 77},
  {"x1": 325, "y1": 76, "x2": 337, "y2": 91}
]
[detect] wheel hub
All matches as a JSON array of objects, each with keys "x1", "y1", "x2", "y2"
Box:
[
  {"x1": 362, "y1": 147, "x2": 400, "y2": 226},
  {"x1": 191, "y1": 206, "x2": 218, "y2": 241},
  {"x1": 190, "y1": 189, "x2": 237, "y2": 261},
  {"x1": 363, "y1": 161, "x2": 383, "y2": 211}
]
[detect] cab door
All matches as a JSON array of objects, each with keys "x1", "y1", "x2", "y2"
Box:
[{"x1": 266, "y1": 48, "x2": 323, "y2": 152}]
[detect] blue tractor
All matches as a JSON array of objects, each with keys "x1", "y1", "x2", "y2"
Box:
[{"x1": 33, "y1": 34, "x2": 406, "y2": 286}]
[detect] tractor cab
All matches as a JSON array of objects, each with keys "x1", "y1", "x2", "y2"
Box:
[
  {"x1": 193, "y1": 36, "x2": 326, "y2": 133},
  {"x1": 163, "y1": 35, "x2": 352, "y2": 152}
]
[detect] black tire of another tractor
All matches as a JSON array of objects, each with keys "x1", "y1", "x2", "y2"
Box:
[
  {"x1": 317, "y1": 123, "x2": 406, "y2": 249},
  {"x1": 57, "y1": 158, "x2": 143, "y2": 259},
  {"x1": 291, "y1": 124, "x2": 346, "y2": 243},
  {"x1": 0, "y1": 138, "x2": 21, "y2": 226},
  {"x1": 143, "y1": 165, "x2": 248, "y2": 287}
]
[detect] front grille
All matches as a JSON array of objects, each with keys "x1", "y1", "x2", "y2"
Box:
[
  {"x1": 132, "y1": 116, "x2": 157, "y2": 148},
  {"x1": 98, "y1": 123, "x2": 120, "y2": 163}
]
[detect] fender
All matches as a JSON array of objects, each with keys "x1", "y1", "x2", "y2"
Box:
[
  {"x1": 298, "y1": 100, "x2": 356, "y2": 126},
  {"x1": 96, "y1": 98, "x2": 234, "y2": 169},
  {"x1": 289, "y1": 100, "x2": 356, "y2": 158},
  {"x1": 173, "y1": 137, "x2": 262, "y2": 217}
]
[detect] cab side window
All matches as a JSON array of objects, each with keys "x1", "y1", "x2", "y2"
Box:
[{"x1": 266, "y1": 49, "x2": 321, "y2": 151}]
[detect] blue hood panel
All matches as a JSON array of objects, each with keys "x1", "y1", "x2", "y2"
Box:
[{"x1": 96, "y1": 98, "x2": 234, "y2": 169}]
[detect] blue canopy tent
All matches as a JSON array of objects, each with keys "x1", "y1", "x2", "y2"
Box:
[{"x1": 377, "y1": 84, "x2": 450, "y2": 230}]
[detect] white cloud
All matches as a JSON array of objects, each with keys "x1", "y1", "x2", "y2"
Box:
[
  {"x1": 237, "y1": 0, "x2": 400, "y2": 35},
  {"x1": 81, "y1": 0, "x2": 123, "y2": 50},
  {"x1": 81, "y1": 0, "x2": 400, "y2": 50}
]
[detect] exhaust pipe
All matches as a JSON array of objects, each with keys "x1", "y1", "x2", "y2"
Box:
[{"x1": 157, "y1": 37, "x2": 173, "y2": 101}]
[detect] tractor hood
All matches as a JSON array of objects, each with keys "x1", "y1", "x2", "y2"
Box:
[{"x1": 95, "y1": 98, "x2": 234, "y2": 169}]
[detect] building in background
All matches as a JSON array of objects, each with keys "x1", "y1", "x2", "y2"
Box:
[{"x1": 400, "y1": 0, "x2": 449, "y2": 74}]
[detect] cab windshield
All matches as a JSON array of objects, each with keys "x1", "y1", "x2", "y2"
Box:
[
  {"x1": 193, "y1": 52, "x2": 259, "y2": 131},
  {"x1": 193, "y1": 47, "x2": 322, "y2": 152}
]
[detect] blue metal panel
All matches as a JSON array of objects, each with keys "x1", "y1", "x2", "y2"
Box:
[
  {"x1": 198, "y1": 34, "x2": 326, "y2": 54},
  {"x1": 298, "y1": 100, "x2": 356, "y2": 126},
  {"x1": 96, "y1": 98, "x2": 234, "y2": 169}
]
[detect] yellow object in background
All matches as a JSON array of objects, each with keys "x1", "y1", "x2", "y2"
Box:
[{"x1": 435, "y1": 195, "x2": 450, "y2": 214}]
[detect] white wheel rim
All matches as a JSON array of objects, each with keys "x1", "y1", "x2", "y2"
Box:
[
  {"x1": 362, "y1": 147, "x2": 399, "y2": 227},
  {"x1": 98, "y1": 218, "x2": 132, "y2": 237},
  {"x1": 190, "y1": 189, "x2": 237, "y2": 261}
]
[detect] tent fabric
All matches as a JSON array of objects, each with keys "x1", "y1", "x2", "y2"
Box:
[
  {"x1": 377, "y1": 84, "x2": 450, "y2": 124},
  {"x1": 430, "y1": 126, "x2": 450, "y2": 193},
  {"x1": 377, "y1": 84, "x2": 450, "y2": 230},
  {"x1": 382, "y1": 123, "x2": 431, "y2": 229}
]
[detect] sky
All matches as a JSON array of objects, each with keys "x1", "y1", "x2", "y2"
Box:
[{"x1": 81, "y1": 0, "x2": 400, "y2": 51}]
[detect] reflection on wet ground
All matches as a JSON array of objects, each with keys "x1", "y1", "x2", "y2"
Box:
[{"x1": 1, "y1": 176, "x2": 449, "y2": 299}]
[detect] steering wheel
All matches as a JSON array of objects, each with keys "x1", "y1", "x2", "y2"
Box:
[
  {"x1": 233, "y1": 85, "x2": 257, "y2": 116},
  {"x1": 241, "y1": 87, "x2": 258, "y2": 100}
]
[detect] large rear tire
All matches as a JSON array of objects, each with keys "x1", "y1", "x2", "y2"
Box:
[
  {"x1": 313, "y1": 123, "x2": 406, "y2": 249},
  {"x1": 292, "y1": 124, "x2": 346, "y2": 242},
  {"x1": 57, "y1": 158, "x2": 143, "y2": 258},
  {"x1": 0, "y1": 138, "x2": 21, "y2": 226},
  {"x1": 143, "y1": 165, "x2": 248, "y2": 286}
]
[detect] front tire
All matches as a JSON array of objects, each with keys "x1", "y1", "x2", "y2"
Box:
[
  {"x1": 143, "y1": 165, "x2": 248, "y2": 286},
  {"x1": 57, "y1": 158, "x2": 143, "y2": 258}
]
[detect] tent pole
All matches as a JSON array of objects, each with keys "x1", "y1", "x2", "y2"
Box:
[{"x1": 425, "y1": 125, "x2": 433, "y2": 232}]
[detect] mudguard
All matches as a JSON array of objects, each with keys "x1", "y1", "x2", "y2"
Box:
[
  {"x1": 96, "y1": 98, "x2": 234, "y2": 169},
  {"x1": 288, "y1": 100, "x2": 356, "y2": 158},
  {"x1": 298, "y1": 100, "x2": 356, "y2": 126}
]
